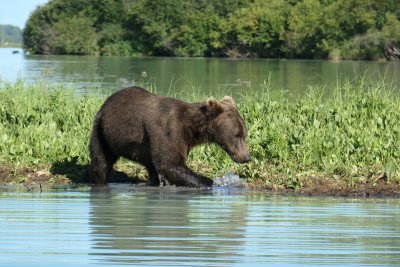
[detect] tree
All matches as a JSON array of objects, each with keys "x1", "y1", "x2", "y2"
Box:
[
  {"x1": 287, "y1": 0, "x2": 326, "y2": 58},
  {"x1": 0, "y1": 24, "x2": 22, "y2": 45},
  {"x1": 50, "y1": 14, "x2": 99, "y2": 55},
  {"x1": 227, "y1": 0, "x2": 288, "y2": 57}
]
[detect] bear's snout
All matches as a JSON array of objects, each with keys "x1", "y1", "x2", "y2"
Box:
[
  {"x1": 230, "y1": 147, "x2": 251, "y2": 163},
  {"x1": 242, "y1": 154, "x2": 251, "y2": 163},
  {"x1": 235, "y1": 154, "x2": 251, "y2": 164},
  {"x1": 225, "y1": 140, "x2": 251, "y2": 164}
]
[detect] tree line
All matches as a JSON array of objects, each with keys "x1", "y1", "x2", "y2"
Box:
[
  {"x1": 23, "y1": 0, "x2": 400, "y2": 60},
  {"x1": 0, "y1": 24, "x2": 22, "y2": 46}
]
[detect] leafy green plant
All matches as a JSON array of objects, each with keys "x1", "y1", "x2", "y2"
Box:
[{"x1": 1, "y1": 78, "x2": 400, "y2": 188}]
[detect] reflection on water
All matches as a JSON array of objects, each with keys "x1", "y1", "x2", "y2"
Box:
[
  {"x1": 1, "y1": 186, "x2": 400, "y2": 266},
  {"x1": 90, "y1": 186, "x2": 248, "y2": 266},
  {"x1": 1, "y1": 47, "x2": 400, "y2": 96}
]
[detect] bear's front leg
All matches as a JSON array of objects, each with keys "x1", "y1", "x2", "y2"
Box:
[
  {"x1": 158, "y1": 174, "x2": 170, "y2": 187},
  {"x1": 160, "y1": 165, "x2": 213, "y2": 188},
  {"x1": 149, "y1": 134, "x2": 213, "y2": 188}
]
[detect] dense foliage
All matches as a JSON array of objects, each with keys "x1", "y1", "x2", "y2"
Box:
[
  {"x1": 0, "y1": 24, "x2": 22, "y2": 46},
  {"x1": 23, "y1": 0, "x2": 400, "y2": 60},
  {"x1": 0, "y1": 80, "x2": 399, "y2": 189}
]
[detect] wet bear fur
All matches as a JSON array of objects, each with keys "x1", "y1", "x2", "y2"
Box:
[{"x1": 89, "y1": 86, "x2": 250, "y2": 187}]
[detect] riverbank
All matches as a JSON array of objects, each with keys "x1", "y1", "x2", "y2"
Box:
[{"x1": 1, "y1": 80, "x2": 399, "y2": 197}]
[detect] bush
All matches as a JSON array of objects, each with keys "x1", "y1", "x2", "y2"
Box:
[
  {"x1": 101, "y1": 42, "x2": 133, "y2": 56},
  {"x1": 340, "y1": 32, "x2": 386, "y2": 60}
]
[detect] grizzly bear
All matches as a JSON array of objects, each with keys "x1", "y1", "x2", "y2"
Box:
[{"x1": 89, "y1": 86, "x2": 250, "y2": 187}]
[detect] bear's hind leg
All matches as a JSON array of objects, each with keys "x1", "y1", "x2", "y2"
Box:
[
  {"x1": 145, "y1": 164, "x2": 160, "y2": 186},
  {"x1": 89, "y1": 130, "x2": 117, "y2": 184},
  {"x1": 90, "y1": 155, "x2": 107, "y2": 184},
  {"x1": 90, "y1": 150, "x2": 117, "y2": 184}
]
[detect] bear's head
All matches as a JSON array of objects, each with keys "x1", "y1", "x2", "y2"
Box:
[{"x1": 205, "y1": 96, "x2": 251, "y2": 164}]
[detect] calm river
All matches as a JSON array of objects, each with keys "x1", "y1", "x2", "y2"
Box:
[
  {"x1": 1, "y1": 47, "x2": 400, "y2": 96},
  {"x1": 1, "y1": 186, "x2": 400, "y2": 266}
]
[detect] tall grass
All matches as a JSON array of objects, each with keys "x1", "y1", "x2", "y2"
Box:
[{"x1": 1, "y1": 79, "x2": 399, "y2": 187}]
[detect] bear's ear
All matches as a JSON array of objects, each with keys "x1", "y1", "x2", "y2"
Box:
[
  {"x1": 207, "y1": 97, "x2": 218, "y2": 108},
  {"x1": 221, "y1": 96, "x2": 235, "y2": 107},
  {"x1": 206, "y1": 97, "x2": 224, "y2": 113}
]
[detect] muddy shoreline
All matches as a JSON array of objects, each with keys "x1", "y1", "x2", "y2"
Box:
[{"x1": 1, "y1": 166, "x2": 399, "y2": 198}]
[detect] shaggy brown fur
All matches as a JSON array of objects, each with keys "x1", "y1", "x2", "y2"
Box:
[{"x1": 89, "y1": 86, "x2": 250, "y2": 187}]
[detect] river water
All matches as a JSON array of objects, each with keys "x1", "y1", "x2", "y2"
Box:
[
  {"x1": 1, "y1": 48, "x2": 400, "y2": 96},
  {"x1": 1, "y1": 186, "x2": 399, "y2": 267}
]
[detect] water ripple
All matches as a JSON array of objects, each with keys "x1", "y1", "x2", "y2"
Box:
[{"x1": 1, "y1": 190, "x2": 399, "y2": 266}]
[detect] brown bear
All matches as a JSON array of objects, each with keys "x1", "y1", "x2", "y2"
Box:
[{"x1": 89, "y1": 86, "x2": 250, "y2": 187}]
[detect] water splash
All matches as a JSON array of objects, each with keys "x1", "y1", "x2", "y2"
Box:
[{"x1": 213, "y1": 173, "x2": 244, "y2": 188}]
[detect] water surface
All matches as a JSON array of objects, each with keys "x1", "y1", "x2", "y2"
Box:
[
  {"x1": 1, "y1": 48, "x2": 399, "y2": 96},
  {"x1": 1, "y1": 186, "x2": 399, "y2": 266}
]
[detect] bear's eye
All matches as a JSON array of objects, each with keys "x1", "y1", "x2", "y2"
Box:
[{"x1": 234, "y1": 133, "x2": 241, "y2": 138}]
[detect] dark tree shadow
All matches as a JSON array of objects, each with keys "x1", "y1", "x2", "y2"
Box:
[{"x1": 50, "y1": 157, "x2": 143, "y2": 184}]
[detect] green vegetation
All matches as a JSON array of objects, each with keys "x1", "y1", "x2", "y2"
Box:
[
  {"x1": 1, "y1": 79, "x2": 399, "y2": 194},
  {"x1": 0, "y1": 24, "x2": 22, "y2": 47},
  {"x1": 23, "y1": 0, "x2": 400, "y2": 60}
]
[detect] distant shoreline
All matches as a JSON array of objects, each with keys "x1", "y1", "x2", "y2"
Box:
[{"x1": 0, "y1": 45, "x2": 22, "y2": 48}]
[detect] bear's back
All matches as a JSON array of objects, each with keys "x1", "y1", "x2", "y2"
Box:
[{"x1": 103, "y1": 87, "x2": 154, "y2": 108}]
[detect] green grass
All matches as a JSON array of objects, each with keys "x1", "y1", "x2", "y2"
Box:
[{"x1": 1, "y1": 78, "x2": 400, "y2": 189}]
